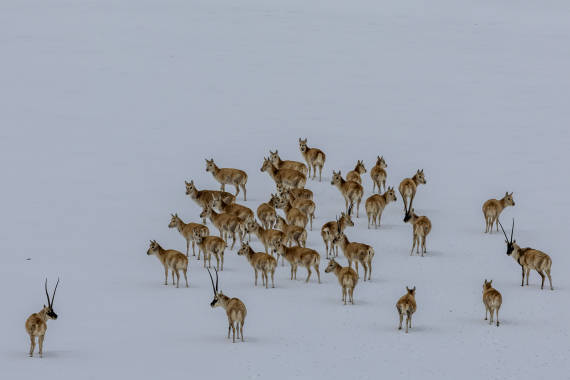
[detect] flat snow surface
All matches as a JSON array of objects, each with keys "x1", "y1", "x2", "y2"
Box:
[{"x1": 1, "y1": 1, "x2": 570, "y2": 379}]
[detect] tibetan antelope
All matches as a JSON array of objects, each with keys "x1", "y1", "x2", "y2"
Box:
[
  {"x1": 25, "y1": 279, "x2": 59, "y2": 357},
  {"x1": 274, "y1": 243, "x2": 321, "y2": 283},
  {"x1": 325, "y1": 259, "x2": 358, "y2": 305},
  {"x1": 482, "y1": 280, "x2": 502, "y2": 326},
  {"x1": 237, "y1": 242, "x2": 277, "y2": 288},
  {"x1": 396, "y1": 286, "x2": 416, "y2": 333},
  {"x1": 403, "y1": 208, "x2": 432, "y2": 256},
  {"x1": 185, "y1": 180, "x2": 235, "y2": 223},
  {"x1": 193, "y1": 231, "x2": 226, "y2": 270},
  {"x1": 269, "y1": 150, "x2": 308, "y2": 176},
  {"x1": 332, "y1": 228, "x2": 375, "y2": 281},
  {"x1": 365, "y1": 187, "x2": 397, "y2": 229},
  {"x1": 276, "y1": 183, "x2": 313, "y2": 200},
  {"x1": 257, "y1": 194, "x2": 279, "y2": 230},
  {"x1": 207, "y1": 268, "x2": 246, "y2": 343},
  {"x1": 281, "y1": 189, "x2": 316, "y2": 230},
  {"x1": 499, "y1": 220, "x2": 553, "y2": 290},
  {"x1": 398, "y1": 169, "x2": 426, "y2": 213},
  {"x1": 275, "y1": 194, "x2": 308, "y2": 229},
  {"x1": 275, "y1": 216, "x2": 307, "y2": 248},
  {"x1": 168, "y1": 213, "x2": 209, "y2": 257},
  {"x1": 246, "y1": 220, "x2": 285, "y2": 255},
  {"x1": 331, "y1": 171, "x2": 364, "y2": 217},
  {"x1": 200, "y1": 205, "x2": 245, "y2": 250},
  {"x1": 346, "y1": 160, "x2": 366, "y2": 185},
  {"x1": 213, "y1": 196, "x2": 254, "y2": 222},
  {"x1": 205, "y1": 158, "x2": 248, "y2": 201},
  {"x1": 370, "y1": 156, "x2": 388, "y2": 193},
  {"x1": 146, "y1": 240, "x2": 188, "y2": 287},
  {"x1": 298, "y1": 138, "x2": 326, "y2": 181},
  {"x1": 321, "y1": 209, "x2": 354, "y2": 258},
  {"x1": 483, "y1": 192, "x2": 515, "y2": 233},
  {"x1": 260, "y1": 157, "x2": 306, "y2": 189}
]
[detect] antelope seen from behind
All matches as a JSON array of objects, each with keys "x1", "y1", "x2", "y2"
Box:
[
  {"x1": 325, "y1": 259, "x2": 358, "y2": 305},
  {"x1": 482, "y1": 280, "x2": 502, "y2": 326},
  {"x1": 274, "y1": 243, "x2": 321, "y2": 283},
  {"x1": 146, "y1": 240, "x2": 188, "y2": 288},
  {"x1": 193, "y1": 231, "x2": 226, "y2": 271},
  {"x1": 483, "y1": 192, "x2": 515, "y2": 233},
  {"x1": 168, "y1": 213, "x2": 209, "y2": 257},
  {"x1": 275, "y1": 216, "x2": 307, "y2": 248},
  {"x1": 205, "y1": 158, "x2": 248, "y2": 201},
  {"x1": 298, "y1": 138, "x2": 326, "y2": 181},
  {"x1": 404, "y1": 208, "x2": 432, "y2": 256},
  {"x1": 281, "y1": 189, "x2": 316, "y2": 230},
  {"x1": 398, "y1": 169, "x2": 426, "y2": 213},
  {"x1": 207, "y1": 268, "x2": 246, "y2": 343},
  {"x1": 332, "y1": 228, "x2": 375, "y2": 281},
  {"x1": 370, "y1": 155, "x2": 388, "y2": 193},
  {"x1": 331, "y1": 170, "x2": 364, "y2": 217},
  {"x1": 275, "y1": 194, "x2": 308, "y2": 229},
  {"x1": 269, "y1": 150, "x2": 308, "y2": 176},
  {"x1": 200, "y1": 205, "x2": 244, "y2": 250},
  {"x1": 396, "y1": 286, "x2": 416, "y2": 333},
  {"x1": 257, "y1": 194, "x2": 279, "y2": 230},
  {"x1": 260, "y1": 157, "x2": 306, "y2": 189},
  {"x1": 237, "y1": 242, "x2": 277, "y2": 289},
  {"x1": 365, "y1": 187, "x2": 397, "y2": 229},
  {"x1": 346, "y1": 160, "x2": 366, "y2": 184},
  {"x1": 246, "y1": 220, "x2": 285, "y2": 256},
  {"x1": 321, "y1": 209, "x2": 354, "y2": 258},
  {"x1": 25, "y1": 279, "x2": 59, "y2": 357}
]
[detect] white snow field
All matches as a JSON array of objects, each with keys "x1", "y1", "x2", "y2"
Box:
[{"x1": 1, "y1": 0, "x2": 570, "y2": 379}]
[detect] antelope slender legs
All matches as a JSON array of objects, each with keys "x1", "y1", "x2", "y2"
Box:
[
  {"x1": 38, "y1": 335, "x2": 44, "y2": 357},
  {"x1": 29, "y1": 335, "x2": 35, "y2": 357}
]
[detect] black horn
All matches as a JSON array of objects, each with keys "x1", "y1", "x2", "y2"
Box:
[
  {"x1": 45, "y1": 279, "x2": 51, "y2": 306},
  {"x1": 50, "y1": 278, "x2": 60, "y2": 307},
  {"x1": 498, "y1": 220, "x2": 509, "y2": 242},
  {"x1": 510, "y1": 218, "x2": 514, "y2": 243},
  {"x1": 207, "y1": 268, "x2": 217, "y2": 295}
]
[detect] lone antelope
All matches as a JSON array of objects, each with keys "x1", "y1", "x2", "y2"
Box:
[
  {"x1": 168, "y1": 213, "x2": 209, "y2": 257},
  {"x1": 332, "y1": 228, "x2": 375, "y2": 281},
  {"x1": 274, "y1": 243, "x2": 321, "y2": 283},
  {"x1": 331, "y1": 171, "x2": 364, "y2": 217},
  {"x1": 260, "y1": 157, "x2": 306, "y2": 189},
  {"x1": 321, "y1": 209, "x2": 354, "y2": 258},
  {"x1": 365, "y1": 187, "x2": 397, "y2": 229},
  {"x1": 346, "y1": 160, "x2": 366, "y2": 185},
  {"x1": 275, "y1": 216, "x2": 307, "y2": 248},
  {"x1": 193, "y1": 231, "x2": 226, "y2": 270},
  {"x1": 185, "y1": 180, "x2": 235, "y2": 223},
  {"x1": 325, "y1": 259, "x2": 358, "y2": 305},
  {"x1": 25, "y1": 279, "x2": 59, "y2": 357},
  {"x1": 207, "y1": 268, "x2": 246, "y2": 343},
  {"x1": 146, "y1": 240, "x2": 189, "y2": 288},
  {"x1": 200, "y1": 205, "x2": 245, "y2": 250},
  {"x1": 482, "y1": 280, "x2": 502, "y2": 326},
  {"x1": 246, "y1": 220, "x2": 285, "y2": 256},
  {"x1": 403, "y1": 208, "x2": 432, "y2": 256},
  {"x1": 396, "y1": 286, "x2": 416, "y2": 333},
  {"x1": 370, "y1": 156, "x2": 388, "y2": 193},
  {"x1": 276, "y1": 183, "x2": 313, "y2": 200},
  {"x1": 275, "y1": 194, "x2": 308, "y2": 229},
  {"x1": 205, "y1": 158, "x2": 248, "y2": 201},
  {"x1": 499, "y1": 220, "x2": 553, "y2": 290},
  {"x1": 398, "y1": 169, "x2": 426, "y2": 213},
  {"x1": 257, "y1": 194, "x2": 279, "y2": 230},
  {"x1": 483, "y1": 192, "x2": 515, "y2": 233},
  {"x1": 237, "y1": 242, "x2": 277, "y2": 289},
  {"x1": 282, "y1": 190, "x2": 316, "y2": 230},
  {"x1": 269, "y1": 150, "x2": 308, "y2": 176},
  {"x1": 298, "y1": 138, "x2": 326, "y2": 181}
]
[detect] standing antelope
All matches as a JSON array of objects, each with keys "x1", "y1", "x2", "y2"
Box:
[
  {"x1": 403, "y1": 208, "x2": 432, "y2": 256},
  {"x1": 193, "y1": 231, "x2": 226, "y2": 271},
  {"x1": 370, "y1": 156, "x2": 388, "y2": 193},
  {"x1": 365, "y1": 187, "x2": 397, "y2": 229},
  {"x1": 274, "y1": 243, "x2": 321, "y2": 283},
  {"x1": 275, "y1": 194, "x2": 308, "y2": 229},
  {"x1": 246, "y1": 220, "x2": 285, "y2": 255},
  {"x1": 325, "y1": 259, "x2": 358, "y2": 305},
  {"x1": 396, "y1": 286, "x2": 417, "y2": 333},
  {"x1": 205, "y1": 158, "x2": 248, "y2": 201},
  {"x1": 331, "y1": 171, "x2": 364, "y2": 217},
  {"x1": 257, "y1": 194, "x2": 279, "y2": 230},
  {"x1": 482, "y1": 280, "x2": 502, "y2": 326},
  {"x1": 260, "y1": 157, "x2": 306, "y2": 189},
  {"x1": 185, "y1": 180, "x2": 235, "y2": 223},
  {"x1": 499, "y1": 220, "x2": 553, "y2": 290},
  {"x1": 207, "y1": 268, "x2": 246, "y2": 343},
  {"x1": 25, "y1": 279, "x2": 59, "y2": 357},
  {"x1": 277, "y1": 183, "x2": 313, "y2": 200},
  {"x1": 275, "y1": 216, "x2": 307, "y2": 248},
  {"x1": 269, "y1": 150, "x2": 308, "y2": 176},
  {"x1": 346, "y1": 160, "x2": 366, "y2": 184},
  {"x1": 298, "y1": 138, "x2": 326, "y2": 181},
  {"x1": 213, "y1": 196, "x2": 254, "y2": 222},
  {"x1": 332, "y1": 230, "x2": 375, "y2": 281},
  {"x1": 237, "y1": 242, "x2": 277, "y2": 289},
  {"x1": 321, "y1": 209, "x2": 354, "y2": 258},
  {"x1": 483, "y1": 192, "x2": 515, "y2": 233},
  {"x1": 146, "y1": 240, "x2": 189, "y2": 288},
  {"x1": 200, "y1": 205, "x2": 244, "y2": 250},
  {"x1": 398, "y1": 169, "x2": 426, "y2": 213},
  {"x1": 168, "y1": 213, "x2": 209, "y2": 257},
  {"x1": 282, "y1": 189, "x2": 316, "y2": 230}
]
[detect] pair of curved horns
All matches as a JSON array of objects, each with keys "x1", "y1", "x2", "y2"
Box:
[{"x1": 45, "y1": 278, "x2": 59, "y2": 307}]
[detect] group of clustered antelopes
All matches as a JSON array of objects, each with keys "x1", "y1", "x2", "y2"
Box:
[{"x1": 25, "y1": 138, "x2": 555, "y2": 355}]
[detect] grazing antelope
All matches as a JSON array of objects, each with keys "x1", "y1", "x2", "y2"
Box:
[
  {"x1": 332, "y1": 229, "x2": 375, "y2": 281},
  {"x1": 298, "y1": 138, "x2": 326, "y2": 181},
  {"x1": 168, "y1": 213, "x2": 209, "y2": 257},
  {"x1": 499, "y1": 220, "x2": 553, "y2": 290},
  {"x1": 275, "y1": 216, "x2": 307, "y2": 248},
  {"x1": 482, "y1": 280, "x2": 502, "y2": 326},
  {"x1": 25, "y1": 279, "x2": 59, "y2": 357},
  {"x1": 346, "y1": 160, "x2": 366, "y2": 185},
  {"x1": 185, "y1": 180, "x2": 235, "y2": 223},
  {"x1": 365, "y1": 187, "x2": 397, "y2": 229},
  {"x1": 269, "y1": 150, "x2": 308, "y2": 176},
  {"x1": 325, "y1": 259, "x2": 358, "y2": 305},
  {"x1": 205, "y1": 158, "x2": 248, "y2": 201},
  {"x1": 321, "y1": 209, "x2": 354, "y2": 258},
  {"x1": 331, "y1": 171, "x2": 364, "y2": 217},
  {"x1": 260, "y1": 157, "x2": 306, "y2": 189},
  {"x1": 281, "y1": 190, "x2": 316, "y2": 230},
  {"x1": 274, "y1": 243, "x2": 321, "y2": 283},
  {"x1": 276, "y1": 183, "x2": 313, "y2": 200},
  {"x1": 207, "y1": 268, "x2": 246, "y2": 343},
  {"x1": 396, "y1": 286, "x2": 416, "y2": 333},
  {"x1": 403, "y1": 208, "x2": 432, "y2": 256},
  {"x1": 246, "y1": 220, "x2": 285, "y2": 255},
  {"x1": 193, "y1": 231, "x2": 226, "y2": 271},
  {"x1": 200, "y1": 205, "x2": 244, "y2": 250},
  {"x1": 483, "y1": 192, "x2": 515, "y2": 233},
  {"x1": 146, "y1": 240, "x2": 189, "y2": 288},
  {"x1": 237, "y1": 242, "x2": 277, "y2": 288},
  {"x1": 398, "y1": 169, "x2": 426, "y2": 213},
  {"x1": 275, "y1": 194, "x2": 308, "y2": 229},
  {"x1": 370, "y1": 156, "x2": 388, "y2": 193},
  {"x1": 257, "y1": 194, "x2": 279, "y2": 230}
]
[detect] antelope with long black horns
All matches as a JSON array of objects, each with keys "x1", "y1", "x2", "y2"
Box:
[{"x1": 25, "y1": 278, "x2": 60, "y2": 357}]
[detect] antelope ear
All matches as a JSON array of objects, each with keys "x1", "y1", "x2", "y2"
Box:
[
  {"x1": 505, "y1": 191, "x2": 508, "y2": 196},
  {"x1": 185, "y1": 180, "x2": 189, "y2": 185},
  {"x1": 412, "y1": 286, "x2": 416, "y2": 291},
  {"x1": 489, "y1": 280, "x2": 492, "y2": 285},
  {"x1": 406, "y1": 286, "x2": 410, "y2": 291}
]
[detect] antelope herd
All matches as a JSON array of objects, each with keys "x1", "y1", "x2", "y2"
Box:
[{"x1": 25, "y1": 137, "x2": 556, "y2": 356}]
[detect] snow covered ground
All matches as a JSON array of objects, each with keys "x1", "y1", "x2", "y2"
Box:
[{"x1": 1, "y1": 0, "x2": 569, "y2": 378}]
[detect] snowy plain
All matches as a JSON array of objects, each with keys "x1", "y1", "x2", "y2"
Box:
[{"x1": 1, "y1": 0, "x2": 570, "y2": 379}]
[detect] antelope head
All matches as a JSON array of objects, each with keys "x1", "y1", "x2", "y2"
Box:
[
  {"x1": 406, "y1": 286, "x2": 416, "y2": 296},
  {"x1": 205, "y1": 158, "x2": 216, "y2": 173},
  {"x1": 325, "y1": 259, "x2": 339, "y2": 273},
  {"x1": 168, "y1": 213, "x2": 180, "y2": 229},
  {"x1": 207, "y1": 268, "x2": 222, "y2": 308},
  {"x1": 498, "y1": 219, "x2": 516, "y2": 256},
  {"x1": 298, "y1": 138, "x2": 308, "y2": 153},
  {"x1": 414, "y1": 169, "x2": 427, "y2": 184}
]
